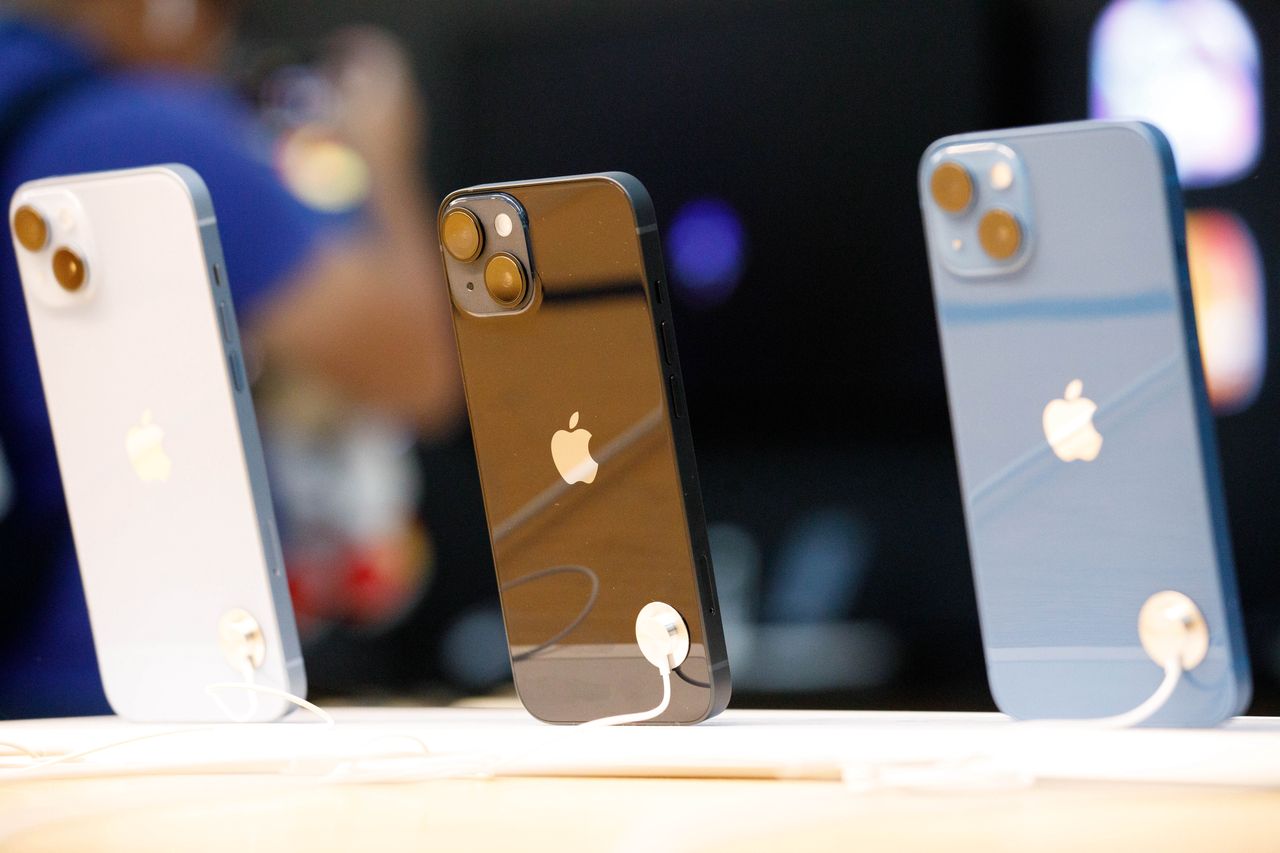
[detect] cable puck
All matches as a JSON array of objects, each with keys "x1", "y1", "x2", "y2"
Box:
[
  {"x1": 218, "y1": 608, "x2": 266, "y2": 671},
  {"x1": 635, "y1": 601, "x2": 690, "y2": 671},
  {"x1": 1138, "y1": 590, "x2": 1209, "y2": 671}
]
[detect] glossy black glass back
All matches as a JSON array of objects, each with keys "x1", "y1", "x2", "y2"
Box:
[{"x1": 439, "y1": 173, "x2": 730, "y2": 723}]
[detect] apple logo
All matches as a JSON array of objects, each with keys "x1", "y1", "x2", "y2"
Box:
[
  {"x1": 1042, "y1": 379, "x2": 1103, "y2": 463},
  {"x1": 551, "y1": 411, "x2": 598, "y2": 485},
  {"x1": 126, "y1": 409, "x2": 172, "y2": 482}
]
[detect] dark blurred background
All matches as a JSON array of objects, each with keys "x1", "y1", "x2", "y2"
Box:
[{"x1": 236, "y1": 0, "x2": 1280, "y2": 713}]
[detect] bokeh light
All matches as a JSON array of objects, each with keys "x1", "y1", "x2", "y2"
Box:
[
  {"x1": 276, "y1": 126, "x2": 371, "y2": 213},
  {"x1": 1090, "y1": 0, "x2": 1261, "y2": 188},
  {"x1": 666, "y1": 197, "x2": 748, "y2": 308},
  {"x1": 1185, "y1": 209, "x2": 1265, "y2": 414}
]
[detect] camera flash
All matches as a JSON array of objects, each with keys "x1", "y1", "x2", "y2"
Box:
[
  {"x1": 951, "y1": 238, "x2": 964, "y2": 252},
  {"x1": 990, "y1": 162, "x2": 1014, "y2": 191},
  {"x1": 495, "y1": 212, "x2": 513, "y2": 237}
]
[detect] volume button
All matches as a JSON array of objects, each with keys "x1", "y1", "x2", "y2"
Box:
[
  {"x1": 668, "y1": 374, "x2": 684, "y2": 418},
  {"x1": 216, "y1": 302, "x2": 233, "y2": 343},
  {"x1": 699, "y1": 554, "x2": 719, "y2": 616},
  {"x1": 659, "y1": 321, "x2": 675, "y2": 365},
  {"x1": 227, "y1": 350, "x2": 245, "y2": 392}
]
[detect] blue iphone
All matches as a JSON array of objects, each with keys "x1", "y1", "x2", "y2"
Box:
[{"x1": 919, "y1": 120, "x2": 1250, "y2": 725}]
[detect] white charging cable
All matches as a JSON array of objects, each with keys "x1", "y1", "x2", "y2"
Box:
[
  {"x1": 582, "y1": 601, "x2": 689, "y2": 727},
  {"x1": 582, "y1": 665, "x2": 673, "y2": 728},
  {"x1": 205, "y1": 657, "x2": 333, "y2": 725},
  {"x1": 839, "y1": 589, "x2": 1210, "y2": 792},
  {"x1": 1038, "y1": 589, "x2": 1207, "y2": 730},
  {"x1": 325, "y1": 594, "x2": 1200, "y2": 787},
  {"x1": 0, "y1": 740, "x2": 38, "y2": 760},
  {"x1": 4, "y1": 690, "x2": 330, "y2": 781},
  {"x1": 841, "y1": 655, "x2": 1187, "y2": 793},
  {"x1": 1, "y1": 613, "x2": 331, "y2": 780},
  {"x1": 1062, "y1": 653, "x2": 1183, "y2": 730},
  {"x1": 0, "y1": 592, "x2": 1208, "y2": 788},
  {"x1": 202, "y1": 606, "x2": 331, "y2": 724},
  {"x1": 2, "y1": 603, "x2": 691, "y2": 783},
  {"x1": 7, "y1": 725, "x2": 219, "y2": 777},
  {"x1": 319, "y1": 602, "x2": 697, "y2": 784}
]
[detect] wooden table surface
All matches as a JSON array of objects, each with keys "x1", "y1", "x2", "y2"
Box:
[{"x1": 2, "y1": 773, "x2": 1278, "y2": 852}]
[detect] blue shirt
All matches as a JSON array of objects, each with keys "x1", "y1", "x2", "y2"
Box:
[{"x1": 0, "y1": 20, "x2": 350, "y2": 716}]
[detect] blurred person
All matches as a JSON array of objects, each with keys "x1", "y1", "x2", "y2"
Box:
[{"x1": 0, "y1": 0, "x2": 463, "y2": 716}]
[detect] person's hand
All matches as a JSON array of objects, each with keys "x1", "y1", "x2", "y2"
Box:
[{"x1": 325, "y1": 26, "x2": 426, "y2": 179}]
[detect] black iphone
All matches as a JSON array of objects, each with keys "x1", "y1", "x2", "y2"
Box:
[{"x1": 437, "y1": 173, "x2": 730, "y2": 723}]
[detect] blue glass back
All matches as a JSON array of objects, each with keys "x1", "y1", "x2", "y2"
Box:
[{"x1": 920, "y1": 121, "x2": 1250, "y2": 724}]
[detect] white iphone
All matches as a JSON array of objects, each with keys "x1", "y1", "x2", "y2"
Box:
[{"x1": 9, "y1": 165, "x2": 305, "y2": 721}]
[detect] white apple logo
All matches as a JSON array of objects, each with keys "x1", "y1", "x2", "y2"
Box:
[
  {"x1": 126, "y1": 409, "x2": 172, "y2": 482},
  {"x1": 1042, "y1": 379, "x2": 1103, "y2": 463},
  {"x1": 551, "y1": 411, "x2": 598, "y2": 485}
]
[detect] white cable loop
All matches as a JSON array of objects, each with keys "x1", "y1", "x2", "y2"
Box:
[
  {"x1": 1051, "y1": 654, "x2": 1183, "y2": 730},
  {"x1": 2, "y1": 651, "x2": 329, "y2": 780},
  {"x1": 205, "y1": 660, "x2": 334, "y2": 726},
  {"x1": 1, "y1": 653, "x2": 1185, "y2": 787},
  {"x1": 13, "y1": 726, "x2": 216, "y2": 776},
  {"x1": 839, "y1": 653, "x2": 1188, "y2": 792},
  {"x1": 0, "y1": 740, "x2": 40, "y2": 759},
  {"x1": 204, "y1": 682, "x2": 335, "y2": 726},
  {"x1": 4, "y1": 603, "x2": 688, "y2": 783}
]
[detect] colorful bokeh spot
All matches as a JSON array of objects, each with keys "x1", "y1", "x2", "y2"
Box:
[
  {"x1": 667, "y1": 198, "x2": 748, "y2": 308},
  {"x1": 1090, "y1": 0, "x2": 1262, "y2": 188},
  {"x1": 1185, "y1": 210, "x2": 1265, "y2": 414}
]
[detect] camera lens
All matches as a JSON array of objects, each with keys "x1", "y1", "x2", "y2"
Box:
[
  {"x1": 484, "y1": 253, "x2": 526, "y2": 306},
  {"x1": 930, "y1": 162, "x2": 974, "y2": 214},
  {"x1": 442, "y1": 207, "x2": 483, "y2": 262},
  {"x1": 51, "y1": 247, "x2": 87, "y2": 292},
  {"x1": 978, "y1": 209, "x2": 1022, "y2": 261},
  {"x1": 12, "y1": 205, "x2": 48, "y2": 252}
]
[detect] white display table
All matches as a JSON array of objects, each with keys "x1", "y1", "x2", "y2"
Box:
[{"x1": 2, "y1": 708, "x2": 1278, "y2": 851}]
